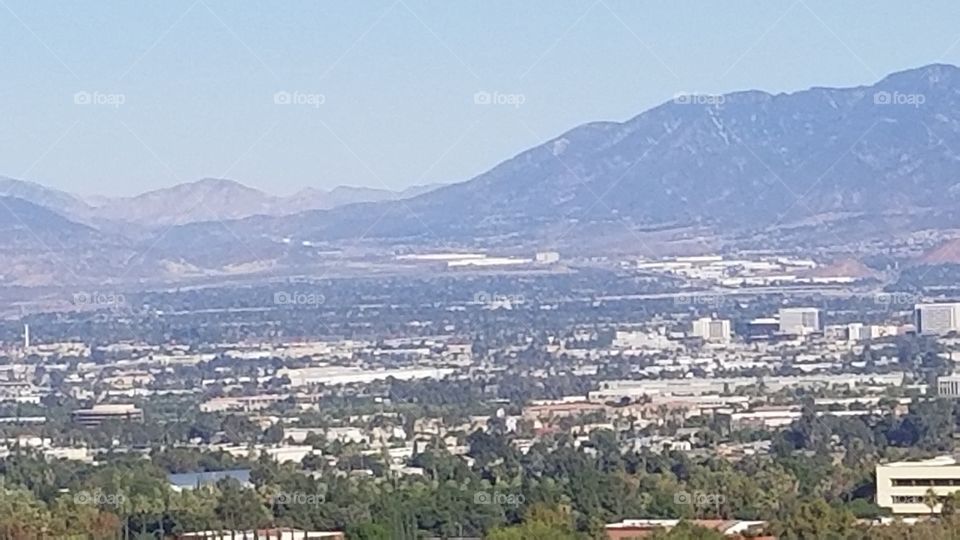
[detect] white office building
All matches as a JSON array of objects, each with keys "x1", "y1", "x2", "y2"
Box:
[
  {"x1": 534, "y1": 251, "x2": 560, "y2": 264},
  {"x1": 937, "y1": 375, "x2": 960, "y2": 398},
  {"x1": 876, "y1": 457, "x2": 960, "y2": 514},
  {"x1": 691, "y1": 318, "x2": 731, "y2": 343},
  {"x1": 612, "y1": 329, "x2": 678, "y2": 351},
  {"x1": 778, "y1": 308, "x2": 821, "y2": 335},
  {"x1": 915, "y1": 303, "x2": 960, "y2": 336}
]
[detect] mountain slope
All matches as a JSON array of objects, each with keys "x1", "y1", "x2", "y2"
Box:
[
  {"x1": 0, "y1": 196, "x2": 134, "y2": 286},
  {"x1": 212, "y1": 63, "x2": 960, "y2": 242},
  {"x1": 284, "y1": 183, "x2": 444, "y2": 214},
  {"x1": 0, "y1": 196, "x2": 95, "y2": 236},
  {"x1": 0, "y1": 177, "x2": 93, "y2": 220}
]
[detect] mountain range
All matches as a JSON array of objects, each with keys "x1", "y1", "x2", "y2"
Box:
[
  {"x1": 163, "y1": 63, "x2": 960, "y2": 246},
  {"x1": 0, "y1": 177, "x2": 441, "y2": 228},
  {"x1": 6, "y1": 63, "x2": 960, "y2": 285}
]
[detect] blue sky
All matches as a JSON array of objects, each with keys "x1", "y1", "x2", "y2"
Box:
[{"x1": 0, "y1": 0, "x2": 958, "y2": 196}]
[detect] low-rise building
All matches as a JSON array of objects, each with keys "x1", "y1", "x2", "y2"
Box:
[
  {"x1": 200, "y1": 394, "x2": 289, "y2": 413},
  {"x1": 938, "y1": 375, "x2": 960, "y2": 398},
  {"x1": 605, "y1": 519, "x2": 769, "y2": 539},
  {"x1": 71, "y1": 404, "x2": 143, "y2": 427},
  {"x1": 177, "y1": 529, "x2": 344, "y2": 540},
  {"x1": 691, "y1": 318, "x2": 732, "y2": 343},
  {"x1": 876, "y1": 456, "x2": 960, "y2": 514},
  {"x1": 779, "y1": 308, "x2": 821, "y2": 336}
]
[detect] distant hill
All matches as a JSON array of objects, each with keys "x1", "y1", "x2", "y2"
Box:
[
  {"x1": 805, "y1": 258, "x2": 879, "y2": 279},
  {"x1": 284, "y1": 183, "x2": 444, "y2": 214},
  {"x1": 88, "y1": 178, "x2": 275, "y2": 226},
  {"x1": 0, "y1": 196, "x2": 93, "y2": 235},
  {"x1": 917, "y1": 238, "x2": 960, "y2": 265},
  {"x1": 80, "y1": 178, "x2": 444, "y2": 227},
  {"x1": 0, "y1": 177, "x2": 93, "y2": 220},
  {"x1": 0, "y1": 196, "x2": 129, "y2": 286}
]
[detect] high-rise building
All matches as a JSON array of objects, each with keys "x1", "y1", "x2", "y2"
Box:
[
  {"x1": 778, "y1": 308, "x2": 821, "y2": 335},
  {"x1": 915, "y1": 303, "x2": 960, "y2": 336},
  {"x1": 691, "y1": 317, "x2": 731, "y2": 343}
]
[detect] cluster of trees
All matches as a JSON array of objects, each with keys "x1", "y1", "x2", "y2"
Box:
[
  {"x1": 0, "y1": 404, "x2": 958, "y2": 540},
  {"x1": 1, "y1": 370, "x2": 960, "y2": 538},
  {"x1": 774, "y1": 395, "x2": 960, "y2": 458}
]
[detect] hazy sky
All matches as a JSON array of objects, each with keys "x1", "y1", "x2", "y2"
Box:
[{"x1": 1, "y1": 1, "x2": 959, "y2": 196}]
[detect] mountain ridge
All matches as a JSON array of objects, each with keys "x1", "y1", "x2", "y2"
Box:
[
  {"x1": 0, "y1": 176, "x2": 445, "y2": 228},
  {"x1": 270, "y1": 62, "x2": 960, "y2": 239}
]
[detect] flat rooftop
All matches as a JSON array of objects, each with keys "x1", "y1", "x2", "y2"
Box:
[{"x1": 882, "y1": 456, "x2": 957, "y2": 467}]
